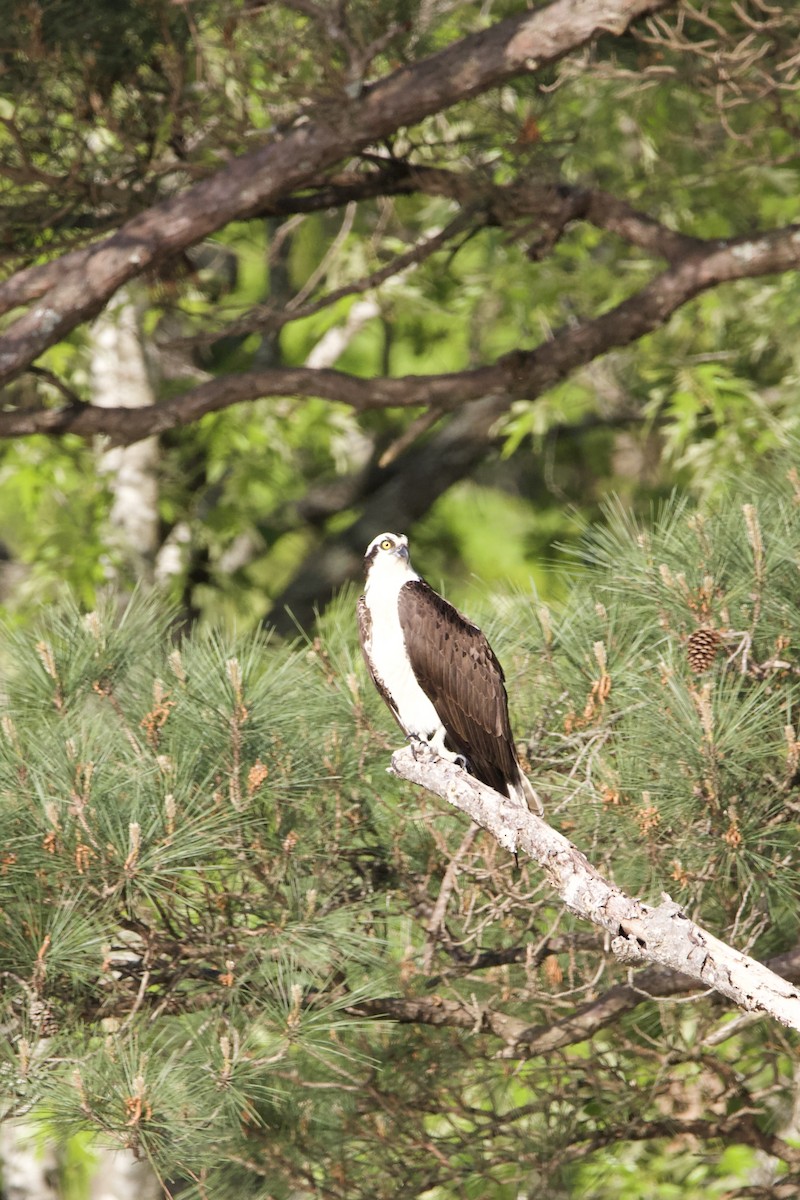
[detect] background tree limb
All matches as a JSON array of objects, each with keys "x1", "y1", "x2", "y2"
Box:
[
  {"x1": 3, "y1": 221, "x2": 797, "y2": 445},
  {"x1": 0, "y1": 0, "x2": 674, "y2": 384}
]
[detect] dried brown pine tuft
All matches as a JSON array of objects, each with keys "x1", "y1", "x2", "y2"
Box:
[{"x1": 687, "y1": 627, "x2": 721, "y2": 673}]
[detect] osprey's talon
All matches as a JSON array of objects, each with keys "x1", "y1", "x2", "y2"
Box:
[{"x1": 408, "y1": 735, "x2": 437, "y2": 764}]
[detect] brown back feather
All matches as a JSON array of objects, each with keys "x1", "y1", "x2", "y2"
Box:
[{"x1": 397, "y1": 580, "x2": 519, "y2": 793}]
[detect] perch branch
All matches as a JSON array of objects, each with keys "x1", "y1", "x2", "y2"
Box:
[{"x1": 389, "y1": 746, "x2": 800, "y2": 1033}]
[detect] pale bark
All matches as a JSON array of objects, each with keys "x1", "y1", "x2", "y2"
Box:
[
  {"x1": 389, "y1": 746, "x2": 800, "y2": 1033},
  {"x1": 0, "y1": 1122, "x2": 59, "y2": 1200},
  {"x1": 87, "y1": 1147, "x2": 162, "y2": 1200},
  {"x1": 89, "y1": 290, "x2": 160, "y2": 579}
]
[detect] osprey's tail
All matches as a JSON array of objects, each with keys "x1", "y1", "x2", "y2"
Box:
[{"x1": 507, "y1": 768, "x2": 543, "y2": 815}]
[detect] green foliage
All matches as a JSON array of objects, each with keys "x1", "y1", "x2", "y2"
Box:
[
  {"x1": 4, "y1": 4, "x2": 800, "y2": 1191},
  {"x1": 2, "y1": 3, "x2": 799, "y2": 623},
  {"x1": 3, "y1": 460, "x2": 800, "y2": 1196},
  {"x1": 0, "y1": 435, "x2": 113, "y2": 612},
  {"x1": 0, "y1": 592, "x2": 398, "y2": 1189},
  {"x1": 522, "y1": 465, "x2": 800, "y2": 949}
]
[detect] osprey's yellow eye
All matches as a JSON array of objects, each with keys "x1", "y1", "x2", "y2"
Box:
[{"x1": 380, "y1": 538, "x2": 393, "y2": 550}]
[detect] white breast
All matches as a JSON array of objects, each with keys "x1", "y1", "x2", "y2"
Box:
[{"x1": 364, "y1": 562, "x2": 444, "y2": 744}]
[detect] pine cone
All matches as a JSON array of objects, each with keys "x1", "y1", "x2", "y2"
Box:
[
  {"x1": 28, "y1": 997, "x2": 59, "y2": 1038},
  {"x1": 687, "y1": 627, "x2": 721, "y2": 673}
]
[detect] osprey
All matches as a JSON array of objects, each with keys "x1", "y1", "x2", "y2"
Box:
[{"x1": 357, "y1": 532, "x2": 538, "y2": 810}]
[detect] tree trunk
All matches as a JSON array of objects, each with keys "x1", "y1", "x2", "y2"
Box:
[
  {"x1": 0, "y1": 1122, "x2": 59, "y2": 1200},
  {"x1": 90, "y1": 288, "x2": 160, "y2": 581}
]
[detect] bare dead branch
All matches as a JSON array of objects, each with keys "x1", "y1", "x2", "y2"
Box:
[
  {"x1": 422, "y1": 822, "x2": 480, "y2": 973},
  {"x1": 389, "y1": 746, "x2": 800, "y2": 1032},
  {"x1": 349, "y1": 940, "x2": 800, "y2": 1061}
]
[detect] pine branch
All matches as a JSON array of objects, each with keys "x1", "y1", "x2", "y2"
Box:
[
  {"x1": 389, "y1": 746, "x2": 800, "y2": 1033},
  {"x1": 350, "y1": 946, "x2": 800, "y2": 1059}
]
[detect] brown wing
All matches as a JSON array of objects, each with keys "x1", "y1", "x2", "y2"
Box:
[
  {"x1": 397, "y1": 580, "x2": 519, "y2": 794},
  {"x1": 357, "y1": 594, "x2": 402, "y2": 729}
]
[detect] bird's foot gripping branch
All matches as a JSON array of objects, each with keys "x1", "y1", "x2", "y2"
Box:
[{"x1": 389, "y1": 745, "x2": 800, "y2": 1035}]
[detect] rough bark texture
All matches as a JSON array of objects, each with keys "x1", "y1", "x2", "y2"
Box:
[
  {"x1": 389, "y1": 746, "x2": 800, "y2": 1034},
  {"x1": 4, "y1": 223, "x2": 798, "y2": 446},
  {"x1": 0, "y1": 0, "x2": 674, "y2": 386}
]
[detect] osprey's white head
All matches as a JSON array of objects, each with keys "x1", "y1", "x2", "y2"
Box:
[{"x1": 363, "y1": 532, "x2": 418, "y2": 598}]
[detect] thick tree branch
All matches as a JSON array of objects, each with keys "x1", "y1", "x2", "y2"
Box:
[
  {"x1": 3, "y1": 222, "x2": 797, "y2": 445},
  {"x1": 0, "y1": 169, "x2": 415, "y2": 318},
  {"x1": 368, "y1": 164, "x2": 705, "y2": 261},
  {"x1": 271, "y1": 165, "x2": 705, "y2": 260},
  {"x1": 171, "y1": 172, "x2": 703, "y2": 351},
  {"x1": 389, "y1": 746, "x2": 800, "y2": 1033},
  {"x1": 0, "y1": 0, "x2": 673, "y2": 384}
]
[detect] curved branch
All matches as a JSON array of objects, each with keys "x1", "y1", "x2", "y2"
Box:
[
  {"x1": 170, "y1": 172, "x2": 703, "y2": 351},
  {"x1": 3, "y1": 222, "x2": 798, "y2": 445},
  {"x1": 349, "y1": 942, "x2": 800, "y2": 1061},
  {"x1": 0, "y1": 0, "x2": 674, "y2": 383},
  {"x1": 389, "y1": 746, "x2": 800, "y2": 1032},
  {"x1": 570, "y1": 1116, "x2": 800, "y2": 1169},
  {"x1": 0, "y1": 164, "x2": 704, "y2": 322}
]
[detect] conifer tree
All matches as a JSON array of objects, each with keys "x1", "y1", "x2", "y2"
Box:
[{"x1": 3, "y1": 454, "x2": 800, "y2": 1196}]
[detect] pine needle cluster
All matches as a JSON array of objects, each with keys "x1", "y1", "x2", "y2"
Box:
[
  {"x1": 523, "y1": 472, "x2": 800, "y2": 948},
  {"x1": 4, "y1": 461, "x2": 800, "y2": 1196},
  {"x1": 0, "y1": 595, "x2": 396, "y2": 1191}
]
